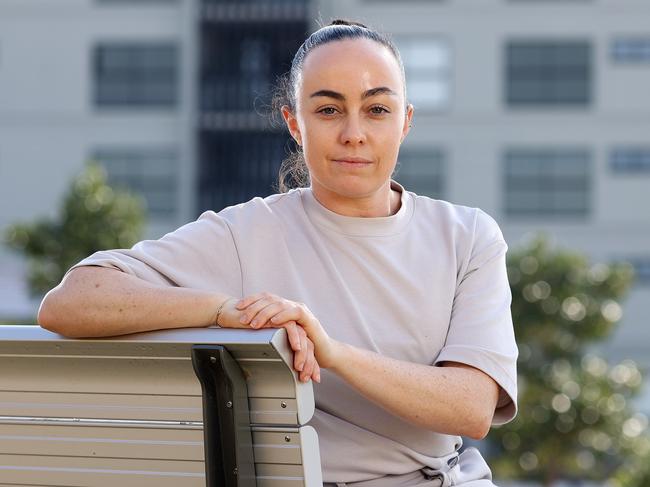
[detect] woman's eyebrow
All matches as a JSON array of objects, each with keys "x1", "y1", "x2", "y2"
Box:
[{"x1": 309, "y1": 87, "x2": 397, "y2": 101}]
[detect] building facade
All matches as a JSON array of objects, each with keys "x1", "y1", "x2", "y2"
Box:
[
  {"x1": 0, "y1": 0, "x2": 649, "y2": 410},
  {"x1": 0, "y1": 0, "x2": 310, "y2": 317}
]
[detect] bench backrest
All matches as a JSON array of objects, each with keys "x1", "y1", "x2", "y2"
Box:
[{"x1": 0, "y1": 325, "x2": 322, "y2": 487}]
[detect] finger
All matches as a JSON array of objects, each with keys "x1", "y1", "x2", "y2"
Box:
[
  {"x1": 300, "y1": 341, "x2": 315, "y2": 383},
  {"x1": 313, "y1": 361, "x2": 321, "y2": 383},
  {"x1": 249, "y1": 302, "x2": 286, "y2": 329},
  {"x1": 270, "y1": 305, "x2": 303, "y2": 327},
  {"x1": 282, "y1": 322, "x2": 301, "y2": 352},
  {"x1": 238, "y1": 297, "x2": 276, "y2": 325},
  {"x1": 236, "y1": 292, "x2": 273, "y2": 311},
  {"x1": 294, "y1": 328, "x2": 308, "y2": 372}
]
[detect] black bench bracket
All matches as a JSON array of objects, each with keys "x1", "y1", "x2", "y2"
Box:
[{"x1": 192, "y1": 344, "x2": 256, "y2": 487}]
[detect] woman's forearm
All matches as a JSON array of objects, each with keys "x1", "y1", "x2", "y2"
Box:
[
  {"x1": 38, "y1": 266, "x2": 230, "y2": 338},
  {"x1": 328, "y1": 341, "x2": 498, "y2": 440}
]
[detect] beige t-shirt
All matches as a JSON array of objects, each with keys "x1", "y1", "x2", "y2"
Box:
[{"x1": 66, "y1": 181, "x2": 518, "y2": 483}]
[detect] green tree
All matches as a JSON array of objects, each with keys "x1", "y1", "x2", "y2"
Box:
[
  {"x1": 487, "y1": 235, "x2": 650, "y2": 487},
  {"x1": 3, "y1": 162, "x2": 145, "y2": 297}
]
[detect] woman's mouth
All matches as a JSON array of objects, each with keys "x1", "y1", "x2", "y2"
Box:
[{"x1": 332, "y1": 157, "x2": 373, "y2": 167}]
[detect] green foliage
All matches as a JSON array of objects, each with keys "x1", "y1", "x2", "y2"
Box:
[
  {"x1": 487, "y1": 235, "x2": 650, "y2": 487},
  {"x1": 2, "y1": 162, "x2": 145, "y2": 297}
]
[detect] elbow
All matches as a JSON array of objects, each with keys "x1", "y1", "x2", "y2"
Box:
[
  {"x1": 38, "y1": 267, "x2": 109, "y2": 338},
  {"x1": 38, "y1": 290, "x2": 63, "y2": 334},
  {"x1": 466, "y1": 423, "x2": 490, "y2": 441},
  {"x1": 465, "y1": 411, "x2": 493, "y2": 441},
  {"x1": 38, "y1": 289, "x2": 80, "y2": 338}
]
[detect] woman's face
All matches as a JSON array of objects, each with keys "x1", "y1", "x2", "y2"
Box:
[{"x1": 283, "y1": 38, "x2": 413, "y2": 210}]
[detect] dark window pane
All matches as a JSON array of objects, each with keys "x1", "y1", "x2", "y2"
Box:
[
  {"x1": 198, "y1": 131, "x2": 289, "y2": 213},
  {"x1": 630, "y1": 258, "x2": 650, "y2": 284},
  {"x1": 506, "y1": 41, "x2": 592, "y2": 107},
  {"x1": 611, "y1": 38, "x2": 650, "y2": 63},
  {"x1": 610, "y1": 147, "x2": 650, "y2": 173},
  {"x1": 92, "y1": 147, "x2": 178, "y2": 219},
  {"x1": 394, "y1": 148, "x2": 445, "y2": 199},
  {"x1": 504, "y1": 148, "x2": 591, "y2": 217},
  {"x1": 97, "y1": 0, "x2": 177, "y2": 3},
  {"x1": 94, "y1": 43, "x2": 178, "y2": 107},
  {"x1": 197, "y1": 16, "x2": 308, "y2": 214}
]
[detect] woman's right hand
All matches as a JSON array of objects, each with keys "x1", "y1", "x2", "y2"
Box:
[{"x1": 214, "y1": 297, "x2": 321, "y2": 383}]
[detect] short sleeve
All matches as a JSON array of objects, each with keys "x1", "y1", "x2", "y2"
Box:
[
  {"x1": 64, "y1": 210, "x2": 242, "y2": 297},
  {"x1": 434, "y1": 209, "x2": 518, "y2": 425}
]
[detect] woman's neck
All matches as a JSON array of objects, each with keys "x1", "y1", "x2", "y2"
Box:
[{"x1": 310, "y1": 182, "x2": 402, "y2": 218}]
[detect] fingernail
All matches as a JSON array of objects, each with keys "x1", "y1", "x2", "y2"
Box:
[
  {"x1": 315, "y1": 373, "x2": 321, "y2": 383},
  {"x1": 251, "y1": 319, "x2": 258, "y2": 327},
  {"x1": 297, "y1": 363, "x2": 303, "y2": 371},
  {"x1": 303, "y1": 377, "x2": 309, "y2": 383},
  {"x1": 239, "y1": 315, "x2": 248, "y2": 324},
  {"x1": 236, "y1": 300, "x2": 244, "y2": 308}
]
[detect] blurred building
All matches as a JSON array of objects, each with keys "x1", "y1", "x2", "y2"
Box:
[
  {"x1": 0, "y1": 0, "x2": 649, "y2": 409},
  {"x1": 0, "y1": 0, "x2": 310, "y2": 318}
]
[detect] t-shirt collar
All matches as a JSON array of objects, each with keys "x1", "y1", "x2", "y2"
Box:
[{"x1": 300, "y1": 180, "x2": 414, "y2": 237}]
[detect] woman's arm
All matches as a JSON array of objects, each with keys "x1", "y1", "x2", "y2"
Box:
[
  {"x1": 328, "y1": 345, "x2": 499, "y2": 440},
  {"x1": 39, "y1": 267, "x2": 321, "y2": 383},
  {"x1": 236, "y1": 293, "x2": 500, "y2": 439},
  {"x1": 38, "y1": 266, "x2": 235, "y2": 338}
]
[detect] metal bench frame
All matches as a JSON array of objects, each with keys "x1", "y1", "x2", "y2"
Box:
[{"x1": 0, "y1": 325, "x2": 323, "y2": 487}]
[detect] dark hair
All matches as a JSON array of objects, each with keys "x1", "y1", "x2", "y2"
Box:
[{"x1": 272, "y1": 19, "x2": 407, "y2": 193}]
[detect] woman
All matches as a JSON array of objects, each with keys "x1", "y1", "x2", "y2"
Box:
[{"x1": 39, "y1": 20, "x2": 518, "y2": 487}]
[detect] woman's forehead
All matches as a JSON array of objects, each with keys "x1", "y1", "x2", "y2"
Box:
[{"x1": 298, "y1": 38, "x2": 403, "y2": 98}]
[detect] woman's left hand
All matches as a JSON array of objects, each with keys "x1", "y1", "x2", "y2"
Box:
[{"x1": 236, "y1": 292, "x2": 342, "y2": 370}]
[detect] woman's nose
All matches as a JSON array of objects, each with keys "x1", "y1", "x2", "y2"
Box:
[{"x1": 339, "y1": 116, "x2": 366, "y2": 145}]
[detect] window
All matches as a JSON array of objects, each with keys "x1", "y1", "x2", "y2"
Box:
[
  {"x1": 94, "y1": 43, "x2": 178, "y2": 107},
  {"x1": 200, "y1": 22, "x2": 307, "y2": 112},
  {"x1": 504, "y1": 148, "x2": 591, "y2": 217},
  {"x1": 361, "y1": 0, "x2": 444, "y2": 3},
  {"x1": 197, "y1": 131, "x2": 287, "y2": 213},
  {"x1": 395, "y1": 38, "x2": 451, "y2": 111},
  {"x1": 97, "y1": 0, "x2": 177, "y2": 4},
  {"x1": 507, "y1": 0, "x2": 592, "y2": 2},
  {"x1": 395, "y1": 148, "x2": 445, "y2": 199},
  {"x1": 611, "y1": 37, "x2": 650, "y2": 63},
  {"x1": 610, "y1": 147, "x2": 650, "y2": 174},
  {"x1": 505, "y1": 40, "x2": 592, "y2": 106},
  {"x1": 629, "y1": 258, "x2": 650, "y2": 285},
  {"x1": 92, "y1": 148, "x2": 178, "y2": 219}
]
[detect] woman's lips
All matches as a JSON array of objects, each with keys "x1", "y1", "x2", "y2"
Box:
[{"x1": 332, "y1": 157, "x2": 373, "y2": 167}]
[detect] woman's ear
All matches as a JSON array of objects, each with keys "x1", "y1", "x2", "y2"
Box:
[
  {"x1": 400, "y1": 103, "x2": 414, "y2": 144},
  {"x1": 281, "y1": 106, "x2": 302, "y2": 146}
]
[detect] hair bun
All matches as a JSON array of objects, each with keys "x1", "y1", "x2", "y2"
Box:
[{"x1": 329, "y1": 19, "x2": 369, "y2": 29}]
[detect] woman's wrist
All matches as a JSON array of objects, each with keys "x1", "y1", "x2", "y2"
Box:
[
  {"x1": 324, "y1": 338, "x2": 348, "y2": 371},
  {"x1": 209, "y1": 294, "x2": 236, "y2": 327},
  {"x1": 214, "y1": 298, "x2": 230, "y2": 327}
]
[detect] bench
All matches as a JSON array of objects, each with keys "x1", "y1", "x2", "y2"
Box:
[{"x1": 0, "y1": 325, "x2": 323, "y2": 486}]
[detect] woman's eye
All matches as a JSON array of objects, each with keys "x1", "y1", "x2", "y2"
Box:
[
  {"x1": 370, "y1": 106, "x2": 389, "y2": 115},
  {"x1": 318, "y1": 107, "x2": 337, "y2": 115}
]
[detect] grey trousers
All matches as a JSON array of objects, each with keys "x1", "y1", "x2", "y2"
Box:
[
  {"x1": 323, "y1": 447, "x2": 496, "y2": 487},
  {"x1": 323, "y1": 466, "x2": 446, "y2": 487}
]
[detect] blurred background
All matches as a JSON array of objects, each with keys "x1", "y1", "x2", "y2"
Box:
[{"x1": 1, "y1": 0, "x2": 649, "y2": 485}]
